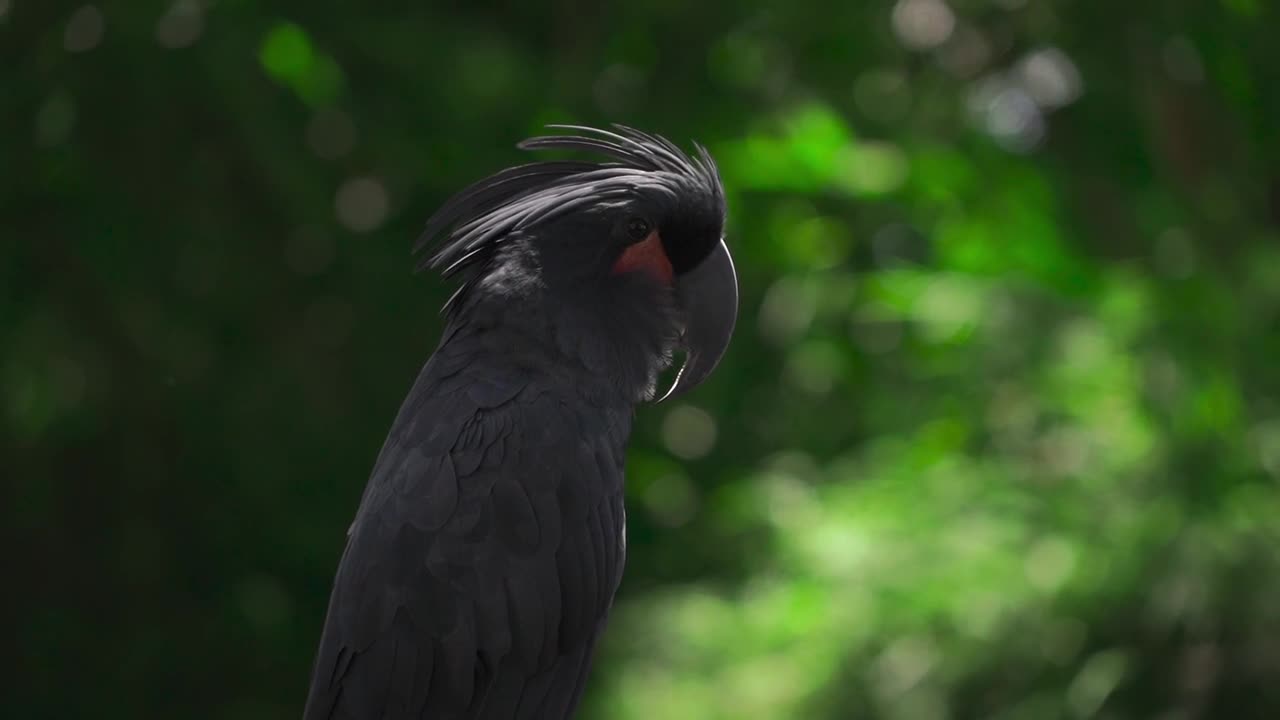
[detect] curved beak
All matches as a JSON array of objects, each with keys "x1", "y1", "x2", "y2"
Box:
[{"x1": 658, "y1": 239, "x2": 738, "y2": 402}]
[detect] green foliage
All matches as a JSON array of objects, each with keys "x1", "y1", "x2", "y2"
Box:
[{"x1": 6, "y1": 0, "x2": 1280, "y2": 717}]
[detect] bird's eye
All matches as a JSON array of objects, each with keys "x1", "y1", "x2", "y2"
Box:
[{"x1": 625, "y1": 217, "x2": 651, "y2": 241}]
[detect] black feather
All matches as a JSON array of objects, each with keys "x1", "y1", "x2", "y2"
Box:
[
  {"x1": 415, "y1": 124, "x2": 726, "y2": 314},
  {"x1": 303, "y1": 331, "x2": 630, "y2": 720},
  {"x1": 303, "y1": 125, "x2": 714, "y2": 720}
]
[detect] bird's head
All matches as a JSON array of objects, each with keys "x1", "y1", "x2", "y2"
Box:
[{"x1": 417, "y1": 125, "x2": 737, "y2": 402}]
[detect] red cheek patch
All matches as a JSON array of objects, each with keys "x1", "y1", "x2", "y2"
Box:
[{"x1": 612, "y1": 231, "x2": 674, "y2": 285}]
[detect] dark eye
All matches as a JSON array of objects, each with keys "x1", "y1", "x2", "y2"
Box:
[{"x1": 625, "y1": 217, "x2": 651, "y2": 241}]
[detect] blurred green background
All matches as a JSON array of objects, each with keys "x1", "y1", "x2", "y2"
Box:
[{"x1": 7, "y1": 1, "x2": 1280, "y2": 718}]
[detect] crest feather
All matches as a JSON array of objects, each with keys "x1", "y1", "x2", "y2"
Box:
[{"x1": 415, "y1": 125, "x2": 725, "y2": 313}]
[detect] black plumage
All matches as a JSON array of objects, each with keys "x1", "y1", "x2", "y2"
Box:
[{"x1": 303, "y1": 125, "x2": 736, "y2": 719}]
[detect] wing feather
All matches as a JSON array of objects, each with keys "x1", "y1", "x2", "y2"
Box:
[{"x1": 303, "y1": 352, "x2": 627, "y2": 719}]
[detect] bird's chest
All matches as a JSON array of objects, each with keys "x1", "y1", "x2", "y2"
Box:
[{"x1": 428, "y1": 398, "x2": 632, "y2": 562}]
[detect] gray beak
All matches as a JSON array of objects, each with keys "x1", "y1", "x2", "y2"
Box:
[{"x1": 658, "y1": 239, "x2": 738, "y2": 402}]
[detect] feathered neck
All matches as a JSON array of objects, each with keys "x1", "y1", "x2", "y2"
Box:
[{"x1": 442, "y1": 242, "x2": 679, "y2": 405}]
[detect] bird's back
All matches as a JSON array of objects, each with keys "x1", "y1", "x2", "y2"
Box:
[{"x1": 304, "y1": 330, "x2": 631, "y2": 719}]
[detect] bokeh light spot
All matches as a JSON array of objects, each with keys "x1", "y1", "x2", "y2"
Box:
[
  {"x1": 1024, "y1": 537, "x2": 1077, "y2": 592},
  {"x1": 874, "y1": 635, "x2": 938, "y2": 699},
  {"x1": 938, "y1": 26, "x2": 991, "y2": 78},
  {"x1": 969, "y1": 76, "x2": 1045, "y2": 153},
  {"x1": 758, "y1": 276, "x2": 818, "y2": 346},
  {"x1": 1017, "y1": 47, "x2": 1083, "y2": 109},
  {"x1": 784, "y1": 340, "x2": 845, "y2": 395},
  {"x1": 335, "y1": 176, "x2": 389, "y2": 233},
  {"x1": 64, "y1": 5, "x2": 104, "y2": 53},
  {"x1": 892, "y1": 0, "x2": 955, "y2": 51},
  {"x1": 35, "y1": 91, "x2": 76, "y2": 147},
  {"x1": 258, "y1": 24, "x2": 343, "y2": 105},
  {"x1": 1068, "y1": 649, "x2": 1129, "y2": 718},
  {"x1": 915, "y1": 275, "x2": 983, "y2": 343},
  {"x1": 155, "y1": 0, "x2": 203, "y2": 50},
  {"x1": 644, "y1": 473, "x2": 699, "y2": 528},
  {"x1": 833, "y1": 141, "x2": 909, "y2": 196},
  {"x1": 662, "y1": 405, "x2": 718, "y2": 460},
  {"x1": 260, "y1": 22, "x2": 314, "y2": 82}
]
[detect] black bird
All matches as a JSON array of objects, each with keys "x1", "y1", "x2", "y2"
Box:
[{"x1": 303, "y1": 125, "x2": 737, "y2": 719}]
